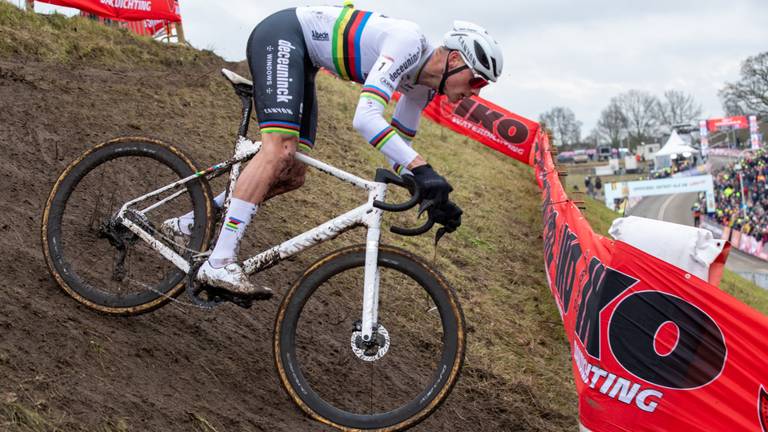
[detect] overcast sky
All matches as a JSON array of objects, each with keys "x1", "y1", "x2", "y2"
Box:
[{"x1": 27, "y1": 0, "x2": 768, "y2": 134}]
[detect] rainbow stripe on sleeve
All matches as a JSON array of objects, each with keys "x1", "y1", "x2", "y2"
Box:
[
  {"x1": 332, "y1": 7, "x2": 373, "y2": 83},
  {"x1": 360, "y1": 85, "x2": 391, "y2": 106},
  {"x1": 369, "y1": 126, "x2": 397, "y2": 150},
  {"x1": 391, "y1": 118, "x2": 417, "y2": 140},
  {"x1": 259, "y1": 121, "x2": 300, "y2": 137}
]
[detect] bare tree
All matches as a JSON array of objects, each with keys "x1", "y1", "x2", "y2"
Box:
[
  {"x1": 597, "y1": 98, "x2": 627, "y2": 148},
  {"x1": 655, "y1": 90, "x2": 702, "y2": 127},
  {"x1": 616, "y1": 90, "x2": 659, "y2": 148},
  {"x1": 538, "y1": 106, "x2": 582, "y2": 147},
  {"x1": 719, "y1": 51, "x2": 768, "y2": 116},
  {"x1": 584, "y1": 128, "x2": 601, "y2": 147}
]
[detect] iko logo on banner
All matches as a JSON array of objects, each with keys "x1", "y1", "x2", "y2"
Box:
[
  {"x1": 541, "y1": 164, "x2": 728, "y2": 398},
  {"x1": 573, "y1": 341, "x2": 663, "y2": 413},
  {"x1": 453, "y1": 99, "x2": 529, "y2": 150}
]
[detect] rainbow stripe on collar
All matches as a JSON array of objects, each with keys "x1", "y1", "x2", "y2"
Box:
[{"x1": 332, "y1": 8, "x2": 373, "y2": 83}]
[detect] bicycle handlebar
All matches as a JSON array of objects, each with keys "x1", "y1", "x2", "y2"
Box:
[
  {"x1": 372, "y1": 170, "x2": 420, "y2": 212},
  {"x1": 371, "y1": 169, "x2": 435, "y2": 237},
  {"x1": 390, "y1": 219, "x2": 435, "y2": 236}
]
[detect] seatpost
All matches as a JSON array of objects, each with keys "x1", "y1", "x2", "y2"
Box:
[{"x1": 237, "y1": 93, "x2": 253, "y2": 138}]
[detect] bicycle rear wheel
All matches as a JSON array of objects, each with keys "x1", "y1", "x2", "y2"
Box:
[
  {"x1": 42, "y1": 136, "x2": 214, "y2": 315},
  {"x1": 274, "y1": 244, "x2": 466, "y2": 431}
]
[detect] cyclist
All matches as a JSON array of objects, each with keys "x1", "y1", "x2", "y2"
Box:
[
  {"x1": 165, "y1": 4, "x2": 504, "y2": 299},
  {"x1": 691, "y1": 201, "x2": 702, "y2": 227}
]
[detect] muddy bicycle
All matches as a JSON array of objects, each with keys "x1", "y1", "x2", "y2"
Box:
[{"x1": 41, "y1": 69, "x2": 466, "y2": 431}]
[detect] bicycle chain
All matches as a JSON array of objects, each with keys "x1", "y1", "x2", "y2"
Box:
[
  {"x1": 124, "y1": 219, "x2": 216, "y2": 310},
  {"x1": 125, "y1": 276, "x2": 214, "y2": 310}
]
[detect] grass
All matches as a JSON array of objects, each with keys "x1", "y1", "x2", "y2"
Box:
[
  {"x1": 0, "y1": 401, "x2": 57, "y2": 432},
  {"x1": 0, "y1": 1, "x2": 219, "y2": 67},
  {"x1": 188, "y1": 413, "x2": 220, "y2": 432},
  {"x1": 0, "y1": 400, "x2": 132, "y2": 432}
]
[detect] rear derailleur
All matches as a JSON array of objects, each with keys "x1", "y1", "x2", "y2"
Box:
[{"x1": 97, "y1": 210, "x2": 150, "y2": 282}]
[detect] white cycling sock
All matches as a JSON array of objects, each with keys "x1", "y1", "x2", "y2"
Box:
[
  {"x1": 177, "y1": 191, "x2": 226, "y2": 235},
  {"x1": 208, "y1": 198, "x2": 258, "y2": 268}
]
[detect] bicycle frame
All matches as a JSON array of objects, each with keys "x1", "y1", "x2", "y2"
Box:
[{"x1": 116, "y1": 135, "x2": 388, "y2": 342}]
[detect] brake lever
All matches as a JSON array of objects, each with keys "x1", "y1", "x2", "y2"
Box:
[
  {"x1": 434, "y1": 227, "x2": 448, "y2": 245},
  {"x1": 417, "y1": 198, "x2": 438, "y2": 219}
]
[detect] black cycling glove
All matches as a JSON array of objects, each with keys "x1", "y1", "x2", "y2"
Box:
[
  {"x1": 411, "y1": 164, "x2": 453, "y2": 206},
  {"x1": 428, "y1": 200, "x2": 463, "y2": 233}
]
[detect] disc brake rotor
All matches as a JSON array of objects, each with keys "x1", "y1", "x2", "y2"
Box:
[{"x1": 351, "y1": 324, "x2": 390, "y2": 362}]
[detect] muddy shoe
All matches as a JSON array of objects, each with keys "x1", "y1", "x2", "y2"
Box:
[
  {"x1": 196, "y1": 260, "x2": 273, "y2": 300},
  {"x1": 160, "y1": 217, "x2": 192, "y2": 250}
]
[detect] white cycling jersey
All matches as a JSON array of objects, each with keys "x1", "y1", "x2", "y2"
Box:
[{"x1": 295, "y1": 6, "x2": 436, "y2": 172}]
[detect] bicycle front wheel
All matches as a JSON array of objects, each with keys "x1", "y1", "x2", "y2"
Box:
[
  {"x1": 274, "y1": 244, "x2": 466, "y2": 431},
  {"x1": 42, "y1": 136, "x2": 214, "y2": 315}
]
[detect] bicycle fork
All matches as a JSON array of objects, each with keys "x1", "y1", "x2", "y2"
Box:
[{"x1": 361, "y1": 198, "x2": 384, "y2": 344}]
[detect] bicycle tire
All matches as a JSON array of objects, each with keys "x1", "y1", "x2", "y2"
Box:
[
  {"x1": 42, "y1": 136, "x2": 214, "y2": 315},
  {"x1": 274, "y1": 244, "x2": 465, "y2": 431}
]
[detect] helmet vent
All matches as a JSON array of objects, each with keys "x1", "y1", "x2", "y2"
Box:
[{"x1": 473, "y1": 40, "x2": 490, "y2": 70}]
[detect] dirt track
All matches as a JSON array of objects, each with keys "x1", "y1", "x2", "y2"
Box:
[{"x1": 0, "y1": 57, "x2": 575, "y2": 431}]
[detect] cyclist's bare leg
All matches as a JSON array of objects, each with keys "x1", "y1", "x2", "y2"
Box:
[
  {"x1": 167, "y1": 137, "x2": 304, "y2": 235},
  {"x1": 265, "y1": 158, "x2": 306, "y2": 201},
  {"x1": 198, "y1": 132, "x2": 300, "y2": 295},
  {"x1": 234, "y1": 133, "x2": 300, "y2": 203}
]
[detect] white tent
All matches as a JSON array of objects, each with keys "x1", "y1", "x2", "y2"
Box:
[{"x1": 654, "y1": 131, "x2": 698, "y2": 168}]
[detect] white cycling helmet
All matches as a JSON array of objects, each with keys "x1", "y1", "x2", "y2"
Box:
[{"x1": 443, "y1": 21, "x2": 504, "y2": 82}]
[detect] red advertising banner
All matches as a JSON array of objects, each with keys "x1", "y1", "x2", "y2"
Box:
[
  {"x1": 39, "y1": 0, "x2": 180, "y2": 22},
  {"x1": 81, "y1": 12, "x2": 170, "y2": 37},
  {"x1": 534, "y1": 131, "x2": 768, "y2": 431},
  {"x1": 421, "y1": 94, "x2": 538, "y2": 166},
  {"x1": 707, "y1": 116, "x2": 749, "y2": 132}
]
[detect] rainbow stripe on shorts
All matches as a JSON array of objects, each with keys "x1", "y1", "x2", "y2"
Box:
[
  {"x1": 259, "y1": 121, "x2": 300, "y2": 137},
  {"x1": 299, "y1": 137, "x2": 314, "y2": 153}
]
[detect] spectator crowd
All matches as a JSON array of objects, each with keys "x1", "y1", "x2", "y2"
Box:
[
  {"x1": 706, "y1": 148, "x2": 768, "y2": 243},
  {"x1": 649, "y1": 158, "x2": 695, "y2": 179}
]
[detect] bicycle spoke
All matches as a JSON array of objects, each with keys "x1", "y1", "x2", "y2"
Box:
[
  {"x1": 58, "y1": 156, "x2": 195, "y2": 298},
  {"x1": 292, "y1": 266, "x2": 446, "y2": 416}
]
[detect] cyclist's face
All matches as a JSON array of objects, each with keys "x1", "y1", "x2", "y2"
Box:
[{"x1": 444, "y1": 55, "x2": 487, "y2": 103}]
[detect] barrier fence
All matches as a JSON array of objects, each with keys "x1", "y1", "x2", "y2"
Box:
[{"x1": 418, "y1": 93, "x2": 768, "y2": 431}]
